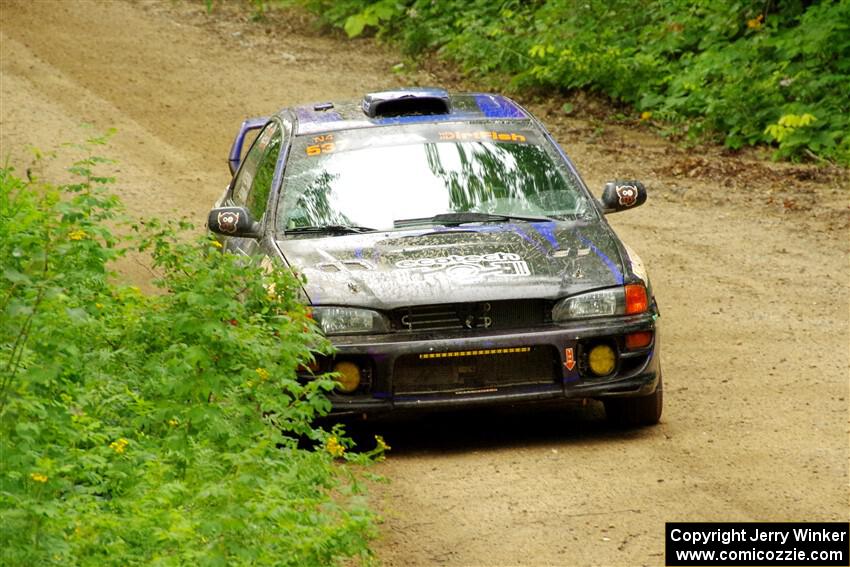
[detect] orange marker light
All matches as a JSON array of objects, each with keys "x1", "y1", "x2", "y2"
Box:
[
  {"x1": 625, "y1": 331, "x2": 653, "y2": 349},
  {"x1": 624, "y1": 284, "x2": 648, "y2": 314}
]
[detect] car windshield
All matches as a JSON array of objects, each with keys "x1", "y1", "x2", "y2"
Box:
[{"x1": 277, "y1": 123, "x2": 596, "y2": 234}]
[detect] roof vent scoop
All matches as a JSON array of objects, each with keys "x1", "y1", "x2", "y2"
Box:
[{"x1": 362, "y1": 87, "x2": 451, "y2": 118}]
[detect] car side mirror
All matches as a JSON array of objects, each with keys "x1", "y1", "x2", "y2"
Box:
[
  {"x1": 207, "y1": 206, "x2": 261, "y2": 238},
  {"x1": 600, "y1": 181, "x2": 647, "y2": 213}
]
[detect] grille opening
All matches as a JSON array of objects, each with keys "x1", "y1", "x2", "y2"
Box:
[
  {"x1": 617, "y1": 354, "x2": 649, "y2": 376},
  {"x1": 393, "y1": 345, "x2": 558, "y2": 395},
  {"x1": 393, "y1": 300, "x2": 550, "y2": 333}
]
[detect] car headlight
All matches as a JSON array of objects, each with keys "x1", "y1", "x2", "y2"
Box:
[
  {"x1": 552, "y1": 284, "x2": 648, "y2": 321},
  {"x1": 311, "y1": 306, "x2": 389, "y2": 335}
]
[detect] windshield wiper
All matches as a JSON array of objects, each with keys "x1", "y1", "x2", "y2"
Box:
[
  {"x1": 394, "y1": 212, "x2": 557, "y2": 228},
  {"x1": 285, "y1": 224, "x2": 377, "y2": 235}
]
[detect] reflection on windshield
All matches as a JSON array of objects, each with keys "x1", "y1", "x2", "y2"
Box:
[
  {"x1": 279, "y1": 132, "x2": 592, "y2": 233},
  {"x1": 425, "y1": 142, "x2": 569, "y2": 214},
  {"x1": 296, "y1": 171, "x2": 353, "y2": 228}
]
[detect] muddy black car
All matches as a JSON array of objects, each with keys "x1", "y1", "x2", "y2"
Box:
[{"x1": 208, "y1": 88, "x2": 662, "y2": 426}]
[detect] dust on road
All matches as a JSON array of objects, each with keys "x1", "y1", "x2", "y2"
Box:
[{"x1": 2, "y1": 1, "x2": 847, "y2": 565}]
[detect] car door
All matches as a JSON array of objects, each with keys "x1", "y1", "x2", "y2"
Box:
[{"x1": 223, "y1": 121, "x2": 283, "y2": 256}]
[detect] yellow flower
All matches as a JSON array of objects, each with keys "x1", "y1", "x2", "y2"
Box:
[
  {"x1": 747, "y1": 14, "x2": 763, "y2": 29},
  {"x1": 95, "y1": 303, "x2": 104, "y2": 309},
  {"x1": 109, "y1": 438, "x2": 129, "y2": 454},
  {"x1": 167, "y1": 418, "x2": 179, "y2": 427},
  {"x1": 68, "y1": 229, "x2": 87, "y2": 241},
  {"x1": 255, "y1": 367, "x2": 270, "y2": 381},
  {"x1": 325, "y1": 436, "x2": 345, "y2": 458},
  {"x1": 30, "y1": 472, "x2": 48, "y2": 483},
  {"x1": 210, "y1": 240, "x2": 223, "y2": 248},
  {"x1": 375, "y1": 435, "x2": 391, "y2": 452},
  {"x1": 265, "y1": 283, "x2": 280, "y2": 302},
  {"x1": 640, "y1": 111, "x2": 652, "y2": 121}
]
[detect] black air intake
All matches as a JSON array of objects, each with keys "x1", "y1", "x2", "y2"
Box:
[{"x1": 362, "y1": 88, "x2": 451, "y2": 118}]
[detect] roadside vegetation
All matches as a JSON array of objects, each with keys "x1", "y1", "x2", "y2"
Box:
[
  {"x1": 290, "y1": 0, "x2": 849, "y2": 165},
  {"x1": 0, "y1": 138, "x2": 381, "y2": 566}
]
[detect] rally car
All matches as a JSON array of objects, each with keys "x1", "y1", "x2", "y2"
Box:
[{"x1": 208, "y1": 88, "x2": 662, "y2": 426}]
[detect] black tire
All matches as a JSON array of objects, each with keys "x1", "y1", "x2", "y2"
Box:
[{"x1": 604, "y1": 375, "x2": 663, "y2": 427}]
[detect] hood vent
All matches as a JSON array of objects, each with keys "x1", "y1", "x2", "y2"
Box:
[{"x1": 362, "y1": 88, "x2": 451, "y2": 118}]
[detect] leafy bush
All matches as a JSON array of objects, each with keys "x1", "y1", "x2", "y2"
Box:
[
  {"x1": 0, "y1": 143, "x2": 380, "y2": 566},
  {"x1": 295, "y1": 0, "x2": 850, "y2": 164}
]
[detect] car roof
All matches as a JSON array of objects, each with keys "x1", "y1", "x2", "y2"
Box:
[{"x1": 288, "y1": 90, "x2": 531, "y2": 135}]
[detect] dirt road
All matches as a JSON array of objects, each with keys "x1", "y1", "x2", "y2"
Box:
[{"x1": 2, "y1": 2, "x2": 847, "y2": 565}]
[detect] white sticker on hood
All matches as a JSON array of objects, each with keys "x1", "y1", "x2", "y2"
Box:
[{"x1": 395, "y1": 252, "x2": 530, "y2": 280}]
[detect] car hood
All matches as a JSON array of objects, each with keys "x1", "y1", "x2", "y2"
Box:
[{"x1": 276, "y1": 222, "x2": 626, "y2": 310}]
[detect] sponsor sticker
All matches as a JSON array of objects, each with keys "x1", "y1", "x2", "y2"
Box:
[
  {"x1": 217, "y1": 211, "x2": 240, "y2": 234},
  {"x1": 395, "y1": 252, "x2": 530, "y2": 280},
  {"x1": 615, "y1": 184, "x2": 639, "y2": 207}
]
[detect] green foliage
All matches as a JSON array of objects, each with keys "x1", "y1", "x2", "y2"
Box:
[
  {"x1": 340, "y1": 0, "x2": 402, "y2": 38},
  {"x1": 297, "y1": 0, "x2": 850, "y2": 164},
  {"x1": 0, "y1": 143, "x2": 380, "y2": 565}
]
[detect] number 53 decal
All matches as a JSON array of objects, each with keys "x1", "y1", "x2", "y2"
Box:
[{"x1": 306, "y1": 142, "x2": 335, "y2": 156}]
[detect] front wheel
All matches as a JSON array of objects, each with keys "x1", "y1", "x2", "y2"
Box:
[{"x1": 603, "y1": 375, "x2": 663, "y2": 427}]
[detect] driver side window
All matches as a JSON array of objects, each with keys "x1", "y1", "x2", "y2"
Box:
[
  {"x1": 231, "y1": 121, "x2": 280, "y2": 208},
  {"x1": 245, "y1": 129, "x2": 282, "y2": 221}
]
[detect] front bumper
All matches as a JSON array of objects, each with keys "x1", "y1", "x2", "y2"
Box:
[{"x1": 315, "y1": 311, "x2": 660, "y2": 416}]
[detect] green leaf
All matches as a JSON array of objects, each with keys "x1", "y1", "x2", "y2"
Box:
[
  {"x1": 2, "y1": 269, "x2": 31, "y2": 285},
  {"x1": 344, "y1": 14, "x2": 367, "y2": 38}
]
